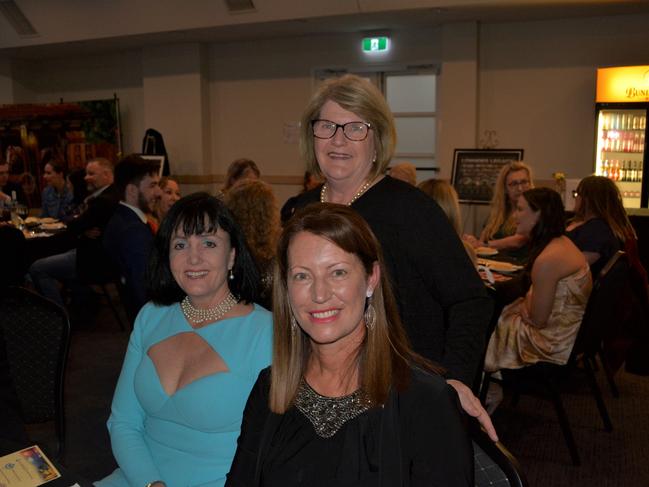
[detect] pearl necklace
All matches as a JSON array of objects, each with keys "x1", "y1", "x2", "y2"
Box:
[
  {"x1": 320, "y1": 179, "x2": 373, "y2": 206},
  {"x1": 181, "y1": 292, "x2": 238, "y2": 325}
]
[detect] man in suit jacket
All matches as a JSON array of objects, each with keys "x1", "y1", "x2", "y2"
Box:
[
  {"x1": 28, "y1": 158, "x2": 120, "y2": 306},
  {"x1": 103, "y1": 155, "x2": 161, "y2": 318}
]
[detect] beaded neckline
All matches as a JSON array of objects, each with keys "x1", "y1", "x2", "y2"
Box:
[{"x1": 294, "y1": 378, "x2": 372, "y2": 438}]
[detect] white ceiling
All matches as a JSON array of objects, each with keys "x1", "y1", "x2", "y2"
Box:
[{"x1": 1, "y1": 0, "x2": 648, "y2": 59}]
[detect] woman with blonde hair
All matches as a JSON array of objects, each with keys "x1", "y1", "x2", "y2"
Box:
[
  {"x1": 226, "y1": 204, "x2": 473, "y2": 486},
  {"x1": 419, "y1": 179, "x2": 477, "y2": 265},
  {"x1": 224, "y1": 179, "x2": 281, "y2": 309},
  {"x1": 465, "y1": 161, "x2": 533, "y2": 261},
  {"x1": 288, "y1": 74, "x2": 495, "y2": 439}
]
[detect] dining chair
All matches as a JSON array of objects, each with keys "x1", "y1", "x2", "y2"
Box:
[
  {"x1": 472, "y1": 420, "x2": 529, "y2": 487},
  {"x1": 0, "y1": 286, "x2": 71, "y2": 460}
]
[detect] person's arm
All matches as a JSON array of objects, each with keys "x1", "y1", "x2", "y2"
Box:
[
  {"x1": 485, "y1": 233, "x2": 528, "y2": 251},
  {"x1": 106, "y1": 308, "x2": 163, "y2": 486},
  {"x1": 525, "y1": 253, "x2": 561, "y2": 328},
  {"x1": 408, "y1": 379, "x2": 474, "y2": 486},
  {"x1": 225, "y1": 370, "x2": 271, "y2": 487}
]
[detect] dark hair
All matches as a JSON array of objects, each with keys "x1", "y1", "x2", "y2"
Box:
[
  {"x1": 113, "y1": 154, "x2": 160, "y2": 199},
  {"x1": 46, "y1": 160, "x2": 66, "y2": 176},
  {"x1": 146, "y1": 192, "x2": 260, "y2": 305},
  {"x1": 269, "y1": 203, "x2": 440, "y2": 412},
  {"x1": 223, "y1": 158, "x2": 260, "y2": 191},
  {"x1": 522, "y1": 187, "x2": 565, "y2": 268},
  {"x1": 574, "y1": 175, "x2": 636, "y2": 242}
]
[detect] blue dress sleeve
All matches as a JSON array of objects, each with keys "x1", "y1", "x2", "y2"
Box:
[{"x1": 106, "y1": 305, "x2": 163, "y2": 486}]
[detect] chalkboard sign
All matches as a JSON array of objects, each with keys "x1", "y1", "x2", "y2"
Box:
[{"x1": 451, "y1": 149, "x2": 524, "y2": 204}]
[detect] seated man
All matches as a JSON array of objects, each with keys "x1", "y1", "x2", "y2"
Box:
[
  {"x1": 103, "y1": 155, "x2": 160, "y2": 318},
  {"x1": 28, "y1": 158, "x2": 120, "y2": 307}
]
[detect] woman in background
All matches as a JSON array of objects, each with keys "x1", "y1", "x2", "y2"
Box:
[
  {"x1": 226, "y1": 204, "x2": 473, "y2": 486},
  {"x1": 153, "y1": 176, "x2": 182, "y2": 223},
  {"x1": 464, "y1": 161, "x2": 533, "y2": 262},
  {"x1": 485, "y1": 188, "x2": 591, "y2": 372},
  {"x1": 225, "y1": 179, "x2": 281, "y2": 309},
  {"x1": 567, "y1": 175, "x2": 637, "y2": 279},
  {"x1": 97, "y1": 193, "x2": 272, "y2": 487},
  {"x1": 419, "y1": 179, "x2": 477, "y2": 265},
  {"x1": 41, "y1": 161, "x2": 74, "y2": 220},
  {"x1": 223, "y1": 158, "x2": 260, "y2": 193}
]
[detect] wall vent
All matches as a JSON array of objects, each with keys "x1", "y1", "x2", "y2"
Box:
[
  {"x1": 224, "y1": 0, "x2": 256, "y2": 13},
  {"x1": 0, "y1": 0, "x2": 39, "y2": 37}
]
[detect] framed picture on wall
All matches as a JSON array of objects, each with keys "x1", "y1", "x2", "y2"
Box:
[
  {"x1": 451, "y1": 149, "x2": 524, "y2": 204},
  {"x1": 139, "y1": 154, "x2": 165, "y2": 178}
]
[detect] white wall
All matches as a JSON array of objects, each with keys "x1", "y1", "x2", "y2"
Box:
[
  {"x1": 478, "y1": 13, "x2": 649, "y2": 181},
  {"x1": 7, "y1": 12, "x2": 649, "y2": 208}
]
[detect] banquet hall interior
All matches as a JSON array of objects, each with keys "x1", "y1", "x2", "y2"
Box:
[{"x1": 2, "y1": 1, "x2": 649, "y2": 486}]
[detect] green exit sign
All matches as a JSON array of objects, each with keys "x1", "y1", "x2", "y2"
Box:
[{"x1": 362, "y1": 37, "x2": 389, "y2": 52}]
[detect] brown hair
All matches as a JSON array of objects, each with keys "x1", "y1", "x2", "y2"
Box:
[
  {"x1": 223, "y1": 158, "x2": 260, "y2": 191},
  {"x1": 269, "y1": 203, "x2": 440, "y2": 413},
  {"x1": 299, "y1": 75, "x2": 396, "y2": 182},
  {"x1": 224, "y1": 179, "x2": 280, "y2": 265},
  {"x1": 481, "y1": 161, "x2": 533, "y2": 241},
  {"x1": 573, "y1": 175, "x2": 636, "y2": 242}
]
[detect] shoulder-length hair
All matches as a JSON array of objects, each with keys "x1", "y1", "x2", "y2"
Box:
[
  {"x1": 481, "y1": 161, "x2": 534, "y2": 241},
  {"x1": 146, "y1": 192, "x2": 260, "y2": 305},
  {"x1": 574, "y1": 175, "x2": 636, "y2": 242},
  {"x1": 522, "y1": 187, "x2": 566, "y2": 269},
  {"x1": 299, "y1": 75, "x2": 397, "y2": 183},
  {"x1": 270, "y1": 203, "x2": 441, "y2": 413}
]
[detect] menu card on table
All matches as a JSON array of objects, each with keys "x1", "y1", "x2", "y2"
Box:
[{"x1": 0, "y1": 445, "x2": 61, "y2": 487}]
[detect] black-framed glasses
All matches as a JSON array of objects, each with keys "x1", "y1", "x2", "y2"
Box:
[
  {"x1": 311, "y1": 119, "x2": 372, "y2": 141},
  {"x1": 507, "y1": 178, "x2": 531, "y2": 189}
]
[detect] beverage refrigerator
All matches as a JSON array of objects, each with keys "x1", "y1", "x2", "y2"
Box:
[{"x1": 595, "y1": 66, "x2": 649, "y2": 209}]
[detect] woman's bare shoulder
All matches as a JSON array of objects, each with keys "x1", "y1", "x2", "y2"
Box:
[{"x1": 534, "y1": 237, "x2": 585, "y2": 278}]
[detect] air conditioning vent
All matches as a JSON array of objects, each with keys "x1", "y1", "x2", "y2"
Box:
[
  {"x1": 0, "y1": 0, "x2": 38, "y2": 37},
  {"x1": 224, "y1": 0, "x2": 255, "y2": 13}
]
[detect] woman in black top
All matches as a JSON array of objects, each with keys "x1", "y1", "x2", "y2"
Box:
[
  {"x1": 226, "y1": 204, "x2": 473, "y2": 486},
  {"x1": 566, "y1": 176, "x2": 636, "y2": 279},
  {"x1": 291, "y1": 74, "x2": 495, "y2": 439}
]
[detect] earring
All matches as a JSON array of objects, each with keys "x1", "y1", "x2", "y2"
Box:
[
  {"x1": 364, "y1": 293, "x2": 376, "y2": 331},
  {"x1": 290, "y1": 314, "x2": 298, "y2": 337},
  {"x1": 228, "y1": 268, "x2": 234, "y2": 281}
]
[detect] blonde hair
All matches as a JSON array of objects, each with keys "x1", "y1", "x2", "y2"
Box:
[
  {"x1": 389, "y1": 162, "x2": 417, "y2": 186},
  {"x1": 224, "y1": 179, "x2": 280, "y2": 265},
  {"x1": 481, "y1": 161, "x2": 533, "y2": 241},
  {"x1": 270, "y1": 204, "x2": 440, "y2": 413},
  {"x1": 300, "y1": 75, "x2": 397, "y2": 182}
]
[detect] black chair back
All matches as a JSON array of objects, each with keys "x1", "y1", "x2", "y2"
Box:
[
  {"x1": 0, "y1": 286, "x2": 71, "y2": 458},
  {"x1": 472, "y1": 422, "x2": 529, "y2": 487}
]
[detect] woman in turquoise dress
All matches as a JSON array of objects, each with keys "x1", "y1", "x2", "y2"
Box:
[{"x1": 96, "y1": 193, "x2": 272, "y2": 487}]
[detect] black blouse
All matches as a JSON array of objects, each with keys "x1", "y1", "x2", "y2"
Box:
[
  {"x1": 226, "y1": 368, "x2": 474, "y2": 487},
  {"x1": 567, "y1": 218, "x2": 621, "y2": 279}
]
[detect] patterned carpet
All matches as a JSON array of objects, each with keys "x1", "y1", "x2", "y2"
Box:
[{"x1": 27, "y1": 302, "x2": 649, "y2": 486}]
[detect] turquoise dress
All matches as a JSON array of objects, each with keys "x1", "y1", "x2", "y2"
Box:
[{"x1": 96, "y1": 302, "x2": 273, "y2": 487}]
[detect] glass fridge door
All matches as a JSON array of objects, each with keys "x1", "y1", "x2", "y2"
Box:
[{"x1": 596, "y1": 108, "x2": 646, "y2": 208}]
